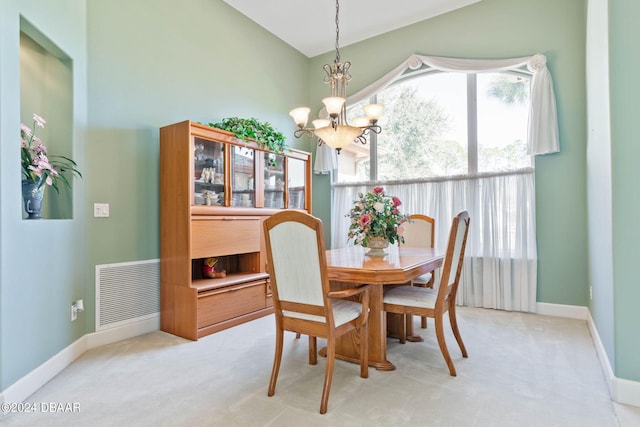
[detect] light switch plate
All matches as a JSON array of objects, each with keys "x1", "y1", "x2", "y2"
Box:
[{"x1": 94, "y1": 203, "x2": 110, "y2": 218}]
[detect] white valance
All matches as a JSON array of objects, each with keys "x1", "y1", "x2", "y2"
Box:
[{"x1": 314, "y1": 53, "x2": 560, "y2": 173}]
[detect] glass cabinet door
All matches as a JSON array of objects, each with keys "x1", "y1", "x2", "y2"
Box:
[
  {"x1": 193, "y1": 137, "x2": 224, "y2": 206},
  {"x1": 287, "y1": 157, "x2": 307, "y2": 210},
  {"x1": 263, "y1": 152, "x2": 285, "y2": 208},
  {"x1": 231, "y1": 145, "x2": 255, "y2": 207}
]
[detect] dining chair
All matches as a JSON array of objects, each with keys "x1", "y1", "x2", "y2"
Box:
[
  {"x1": 384, "y1": 210, "x2": 470, "y2": 376},
  {"x1": 401, "y1": 213, "x2": 436, "y2": 334},
  {"x1": 263, "y1": 210, "x2": 370, "y2": 414}
]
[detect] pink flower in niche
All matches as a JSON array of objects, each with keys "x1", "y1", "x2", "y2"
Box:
[
  {"x1": 20, "y1": 124, "x2": 32, "y2": 137},
  {"x1": 20, "y1": 113, "x2": 81, "y2": 193},
  {"x1": 33, "y1": 114, "x2": 46, "y2": 128},
  {"x1": 373, "y1": 187, "x2": 383, "y2": 194}
]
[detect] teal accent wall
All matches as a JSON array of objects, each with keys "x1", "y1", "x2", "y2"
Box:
[
  {"x1": 586, "y1": 0, "x2": 615, "y2": 373},
  {"x1": 312, "y1": 0, "x2": 589, "y2": 307},
  {"x1": 609, "y1": 0, "x2": 640, "y2": 382},
  {"x1": 0, "y1": 0, "x2": 88, "y2": 390}
]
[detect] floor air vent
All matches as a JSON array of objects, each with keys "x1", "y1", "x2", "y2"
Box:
[{"x1": 96, "y1": 259, "x2": 160, "y2": 331}]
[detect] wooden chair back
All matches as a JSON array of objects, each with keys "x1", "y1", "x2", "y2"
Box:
[
  {"x1": 264, "y1": 210, "x2": 336, "y2": 329},
  {"x1": 263, "y1": 210, "x2": 369, "y2": 414},
  {"x1": 435, "y1": 210, "x2": 470, "y2": 310}
]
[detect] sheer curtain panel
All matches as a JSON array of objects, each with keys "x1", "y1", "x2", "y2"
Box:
[{"x1": 332, "y1": 170, "x2": 537, "y2": 312}]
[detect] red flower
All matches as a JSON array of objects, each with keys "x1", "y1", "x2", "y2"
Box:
[
  {"x1": 359, "y1": 213, "x2": 371, "y2": 227},
  {"x1": 392, "y1": 196, "x2": 401, "y2": 207},
  {"x1": 373, "y1": 186, "x2": 384, "y2": 194}
]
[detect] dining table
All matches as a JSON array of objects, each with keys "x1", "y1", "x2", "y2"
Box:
[{"x1": 324, "y1": 244, "x2": 444, "y2": 371}]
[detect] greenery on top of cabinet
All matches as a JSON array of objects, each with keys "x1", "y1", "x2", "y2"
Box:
[{"x1": 207, "y1": 117, "x2": 287, "y2": 153}]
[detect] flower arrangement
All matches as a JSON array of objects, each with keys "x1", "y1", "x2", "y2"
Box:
[
  {"x1": 347, "y1": 186, "x2": 408, "y2": 247},
  {"x1": 20, "y1": 113, "x2": 82, "y2": 192}
]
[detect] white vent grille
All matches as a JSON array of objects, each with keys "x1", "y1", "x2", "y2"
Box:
[{"x1": 96, "y1": 259, "x2": 160, "y2": 331}]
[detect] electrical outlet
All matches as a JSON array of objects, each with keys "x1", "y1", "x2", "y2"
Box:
[
  {"x1": 71, "y1": 299, "x2": 84, "y2": 321},
  {"x1": 94, "y1": 203, "x2": 109, "y2": 218}
]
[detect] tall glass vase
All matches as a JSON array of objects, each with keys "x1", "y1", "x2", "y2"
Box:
[{"x1": 22, "y1": 180, "x2": 45, "y2": 219}]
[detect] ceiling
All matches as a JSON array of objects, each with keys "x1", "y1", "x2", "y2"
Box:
[{"x1": 223, "y1": 0, "x2": 482, "y2": 58}]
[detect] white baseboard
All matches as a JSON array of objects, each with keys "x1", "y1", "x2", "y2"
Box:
[
  {"x1": 613, "y1": 377, "x2": 640, "y2": 408},
  {"x1": 536, "y1": 302, "x2": 589, "y2": 320},
  {"x1": 86, "y1": 315, "x2": 160, "y2": 348},
  {"x1": 539, "y1": 302, "x2": 640, "y2": 408},
  {"x1": 0, "y1": 315, "x2": 159, "y2": 405},
  {"x1": 1, "y1": 335, "x2": 88, "y2": 405},
  {"x1": 585, "y1": 310, "x2": 640, "y2": 408},
  {"x1": 586, "y1": 309, "x2": 615, "y2": 396}
]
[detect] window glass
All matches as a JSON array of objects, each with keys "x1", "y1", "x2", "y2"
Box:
[
  {"x1": 337, "y1": 70, "x2": 532, "y2": 182},
  {"x1": 379, "y1": 72, "x2": 467, "y2": 180},
  {"x1": 477, "y1": 72, "x2": 532, "y2": 172}
]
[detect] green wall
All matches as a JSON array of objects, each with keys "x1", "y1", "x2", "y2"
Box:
[
  {"x1": 311, "y1": 0, "x2": 589, "y2": 307},
  {"x1": 609, "y1": 0, "x2": 640, "y2": 382},
  {"x1": 586, "y1": 0, "x2": 615, "y2": 374},
  {"x1": 0, "y1": 0, "x2": 88, "y2": 390}
]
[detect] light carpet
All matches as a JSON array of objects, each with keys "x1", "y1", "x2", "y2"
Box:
[{"x1": 2, "y1": 307, "x2": 640, "y2": 426}]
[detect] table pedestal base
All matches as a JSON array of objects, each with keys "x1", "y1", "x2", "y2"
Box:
[{"x1": 318, "y1": 347, "x2": 396, "y2": 371}]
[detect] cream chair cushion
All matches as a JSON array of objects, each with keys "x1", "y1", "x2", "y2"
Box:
[
  {"x1": 412, "y1": 272, "x2": 432, "y2": 286},
  {"x1": 383, "y1": 285, "x2": 437, "y2": 309},
  {"x1": 284, "y1": 299, "x2": 363, "y2": 326}
]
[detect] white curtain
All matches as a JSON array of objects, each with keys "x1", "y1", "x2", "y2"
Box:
[
  {"x1": 332, "y1": 170, "x2": 538, "y2": 312},
  {"x1": 314, "y1": 53, "x2": 559, "y2": 173}
]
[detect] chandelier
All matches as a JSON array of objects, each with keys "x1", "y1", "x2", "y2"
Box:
[{"x1": 289, "y1": 0, "x2": 383, "y2": 153}]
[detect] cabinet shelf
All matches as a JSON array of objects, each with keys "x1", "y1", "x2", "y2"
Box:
[
  {"x1": 195, "y1": 182, "x2": 224, "y2": 187},
  {"x1": 264, "y1": 168, "x2": 284, "y2": 175},
  {"x1": 192, "y1": 272, "x2": 269, "y2": 293}
]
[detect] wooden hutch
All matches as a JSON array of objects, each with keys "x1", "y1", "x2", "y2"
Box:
[{"x1": 160, "y1": 120, "x2": 312, "y2": 340}]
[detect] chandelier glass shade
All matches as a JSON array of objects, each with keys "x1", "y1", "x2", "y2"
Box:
[{"x1": 289, "y1": 0, "x2": 383, "y2": 152}]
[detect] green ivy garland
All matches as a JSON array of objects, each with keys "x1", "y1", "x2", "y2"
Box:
[{"x1": 207, "y1": 117, "x2": 287, "y2": 153}]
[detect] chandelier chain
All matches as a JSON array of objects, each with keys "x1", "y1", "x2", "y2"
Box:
[{"x1": 334, "y1": 0, "x2": 340, "y2": 62}]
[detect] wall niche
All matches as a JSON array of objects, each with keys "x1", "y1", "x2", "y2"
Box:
[{"x1": 20, "y1": 17, "x2": 74, "y2": 220}]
